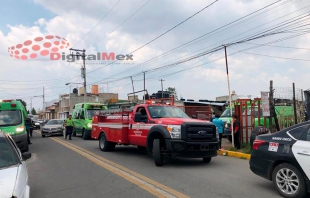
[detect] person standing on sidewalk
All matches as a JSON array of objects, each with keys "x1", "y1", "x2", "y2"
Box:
[
  {"x1": 231, "y1": 114, "x2": 240, "y2": 149},
  {"x1": 65, "y1": 115, "x2": 74, "y2": 140},
  {"x1": 212, "y1": 114, "x2": 224, "y2": 149}
]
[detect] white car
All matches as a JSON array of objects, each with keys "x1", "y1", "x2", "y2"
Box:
[{"x1": 0, "y1": 131, "x2": 31, "y2": 198}]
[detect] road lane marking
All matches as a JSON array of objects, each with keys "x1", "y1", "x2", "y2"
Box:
[{"x1": 50, "y1": 137, "x2": 190, "y2": 198}]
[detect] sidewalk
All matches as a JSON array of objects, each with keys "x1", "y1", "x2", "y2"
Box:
[{"x1": 218, "y1": 136, "x2": 251, "y2": 160}]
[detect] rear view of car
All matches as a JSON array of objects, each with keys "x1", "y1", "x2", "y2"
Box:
[{"x1": 250, "y1": 121, "x2": 310, "y2": 198}]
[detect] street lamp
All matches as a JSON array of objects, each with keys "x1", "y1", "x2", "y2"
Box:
[
  {"x1": 34, "y1": 95, "x2": 44, "y2": 119},
  {"x1": 65, "y1": 82, "x2": 83, "y2": 116}
]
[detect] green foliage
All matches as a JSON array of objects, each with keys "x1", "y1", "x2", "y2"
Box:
[
  {"x1": 166, "y1": 87, "x2": 178, "y2": 100},
  {"x1": 31, "y1": 108, "x2": 37, "y2": 115},
  {"x1": 227, "y1": 143, "x2": 252, "y2": 154}
]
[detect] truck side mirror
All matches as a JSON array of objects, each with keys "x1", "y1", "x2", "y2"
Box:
[
  {"x1": 134, "y1": 112, "x2": 142, "y2": 122},
  {"x1": 192, "y1": 115, "x2": 197, "y2": 119}
]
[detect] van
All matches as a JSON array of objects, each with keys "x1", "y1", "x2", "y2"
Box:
[
  {"x1": 72, "y1": 103, "x2": 107, "y2": 140},
  {"x1": 0, "y1": 99, "x2": 29, "y2": 152}
]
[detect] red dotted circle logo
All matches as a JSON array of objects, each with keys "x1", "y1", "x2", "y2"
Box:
[{"x1": 8, "y1": 35, "x2": 70, "y2": 60}]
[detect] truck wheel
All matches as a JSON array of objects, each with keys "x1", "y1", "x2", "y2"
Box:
[
  {"x1": 153, "y1": 139, "x2": 163, "y2": 166},
  {"x1": 72, "y1": 129, "x2": 76, "y2": 137},
  {"x1": 82, "y1": 129, "x2": 88, "y2": 140},
  {"x1": 99, "y1": 133, "x2": 115, "y2": 151},
  {"x1": 42, "y1": 134, "x2": 45, "y2": 138},
  {"x1": 203, "y1": 157, "x2": 212, "y2": 163},
  {"x1": 22, "y1": 143, "x2": 29, "y2": 153}
]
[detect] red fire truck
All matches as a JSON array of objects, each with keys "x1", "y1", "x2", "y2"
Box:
[{"x1": 91, "y1": 98, "x2": 219, "y2": 166}]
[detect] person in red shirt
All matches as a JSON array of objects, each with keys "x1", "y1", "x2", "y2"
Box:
[{"x1": 231, "y1": 114, "x2": 241, "y2": 149}]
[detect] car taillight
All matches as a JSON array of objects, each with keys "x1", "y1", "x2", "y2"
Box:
[
  {"x1": 11, "y1": 103, "x2": 16, "y2": 107},
  {"x1": 253, "y1": 140, "x2": 265, "y2": 150}
]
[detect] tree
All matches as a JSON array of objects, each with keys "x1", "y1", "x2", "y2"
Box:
[
  {"x1": 31, "y1": 108, "x2": 37, "y2": 115},
  {"x1": 166, "y1": 87, "x2": 178, "y2": 100}
]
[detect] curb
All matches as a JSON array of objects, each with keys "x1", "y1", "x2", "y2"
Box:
[{"x1": 217, "y1": 149, "x2": 251, "y2": 160}]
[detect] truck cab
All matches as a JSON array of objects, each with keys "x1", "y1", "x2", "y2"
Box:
[
  {"x1": 0, "y1": 99, "x2": 29, "y2": 152},
  {"x1": 72, "y1": 103, "x2": 107, "y2": 140},
  {"x1": 92, "y1": 100, "x2": 219, "y2": 166}
]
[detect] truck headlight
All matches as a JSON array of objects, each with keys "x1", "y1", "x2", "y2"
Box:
[
  {"x1": 87, "y1": 123, "x2": 92, "y2": 128},
  {"x1": 16, "y1": 125, "x2": 25, "y2": 133},
  {"x1": 167, "y1": 125, "x2": 181, "y2": 139},
  {"x1": 225, "y1": 123, "x2": 228, "y2": 128},
  {"x1": 216, "y1": 127, "x2": 219, "y2": 139}
]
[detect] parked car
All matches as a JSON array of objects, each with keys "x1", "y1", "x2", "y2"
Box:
[
  {"x1": 0, "y1": 131, "x2": 31, "y2": 198},
  {"x1": 41, "y1": 119, "x2": 64, "y2": 137},
  {"x1": 250, "y1": 121, "x2": 310, "y2": 198}
]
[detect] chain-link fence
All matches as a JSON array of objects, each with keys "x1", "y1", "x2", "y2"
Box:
[{"x1": 273, "y1": 86, "x2": 306, "y2": 128}]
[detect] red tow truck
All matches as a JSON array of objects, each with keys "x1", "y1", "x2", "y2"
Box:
[{"x1": 91, "y1": 97, "x2": 219, "y2": 166}]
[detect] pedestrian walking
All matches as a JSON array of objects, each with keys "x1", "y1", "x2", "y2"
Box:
[
  {"x1": 231, "y1": 114, "x2": 240, "y2": 149},
  {"x1": 64, "y1": 115, "x2": 74, "y2": 140},
  {"x1": 212, "y1": 114, "x2": 224, "y2": 149}
]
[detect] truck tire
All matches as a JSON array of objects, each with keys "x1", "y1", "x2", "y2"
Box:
[
  {"x1": 153, "y1": 139, "x2": 163, "y2": 166},
  {"x1": 22, "y1": 143, "x2": 29, "y2": 153},
  {"x1": 99, "y1": 133, "x2": 115, "y2": 151},
  {"x1": 72, "y1": 128, "x2": 76, "y2": 137},
  {"x1": 82, "y1": 129, "x2": 88, "y2": 140},
  {"x1": 203, "y1": 157, "x2": 212, "y2": 163}
]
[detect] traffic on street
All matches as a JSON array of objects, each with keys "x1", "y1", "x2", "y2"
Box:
[
  {"x1": 1, "y1": 0, "x2": 310, "y2": 198},
  {"x1": 26, "y1": 130, "x2": 281, "y2": 198}
]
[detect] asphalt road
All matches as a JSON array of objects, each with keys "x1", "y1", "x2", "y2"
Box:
[{"x1": 26, "y1": 131, "x2": 282, "y2": 198}]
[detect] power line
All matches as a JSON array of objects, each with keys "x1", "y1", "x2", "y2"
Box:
[
  {"x1": 86, "y1": 0, "x2": 219, "y2": 75},
  {"x1": 93, "y1": 0, "x2": 152, "y2": 46},
  {"x1": 72, "y1": 0, "x2": 121, "y2": 48},
  {"x1": 86, "y1": 0, "x2": 293, "y2": 79}
]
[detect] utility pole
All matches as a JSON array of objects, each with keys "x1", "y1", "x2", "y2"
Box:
[
  {"x1": 130, "y1": 76, "x2": 135, "y2": 103},
  {"x1": 107, "y1": 83, "x2": 109, "y2": 102},
  {"x1": 159, "y1": 79, "x2": 165, "y2": 98},
  {"x1": 69, "y1": 48, "x2": 87, "y2": 102},
  {"x1": 143, "y1": 71, "x2": 146, "y2": 103},
  {"x1": 269, "y1": 80, "x2": 280, "y2": 132},
  {"x1": 293, "y1": 83, "x2": 298, "y2": 124},
  {"x1": 224, "y1": 46, "x2": 234, "y2": 148},
  {"x1": 30, "y1": 97, "x2": 32, "y2": 113},
  {"x1": 43, "y1": 86, "x2": 45, "y2": 120}
]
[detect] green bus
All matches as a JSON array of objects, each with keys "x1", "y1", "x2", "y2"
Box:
[
  {"x1": 0, "y1": 99, "x2": 29, "y2": 152},
  {"x1": 71, "y1": 103, "x2": 107, "y2": 140}
]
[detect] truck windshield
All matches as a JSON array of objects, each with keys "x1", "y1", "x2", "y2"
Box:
[
  {"x1": 243, "y1": 108, "x2": 263, "y2": 118},
  {"x1": 0, "y1": 137, "x2": 20, "y2": 169},
  {"x1": 148, "y1": 106, "x2": 189, "y2": 118},
  {"x1": 46, "y1": 120, "x2": 64, "y2": 125},
  {"x1": 0, "y1": 110, "x2": 22, "y2": 126},
  {"x1": 220, "y1": 108, "x2": 234, "y2": 117},
  {"x1": 86, "y1": 109, "x2": 104, "y2": 119}
]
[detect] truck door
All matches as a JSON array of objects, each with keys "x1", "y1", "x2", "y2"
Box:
[{"x1": 129, "y1": 107, "x2": 149, "y2": 146}]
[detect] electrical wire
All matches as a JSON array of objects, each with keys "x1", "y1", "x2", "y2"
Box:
[
  {"x1": 93, "y1": 0, "x2": 152, "y2": 46},
  {"x1": 86, "y1": 0, "x2": 291, "y2": 78},
  {"x1": 72, "y1": 0, "x2": 122, "y2": 48},
  {"x1": 86, "y1": 0, "x2": 220, "y2": 75}
]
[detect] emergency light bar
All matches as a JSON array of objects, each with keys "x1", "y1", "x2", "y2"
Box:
[{"x1": 0, "y1": 99, "x2": 14, "y2": 102}]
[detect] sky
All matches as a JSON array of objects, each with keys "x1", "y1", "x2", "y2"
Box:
[{"x1": 0, "y1": 0, "x2": 309, "y2": 111}]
